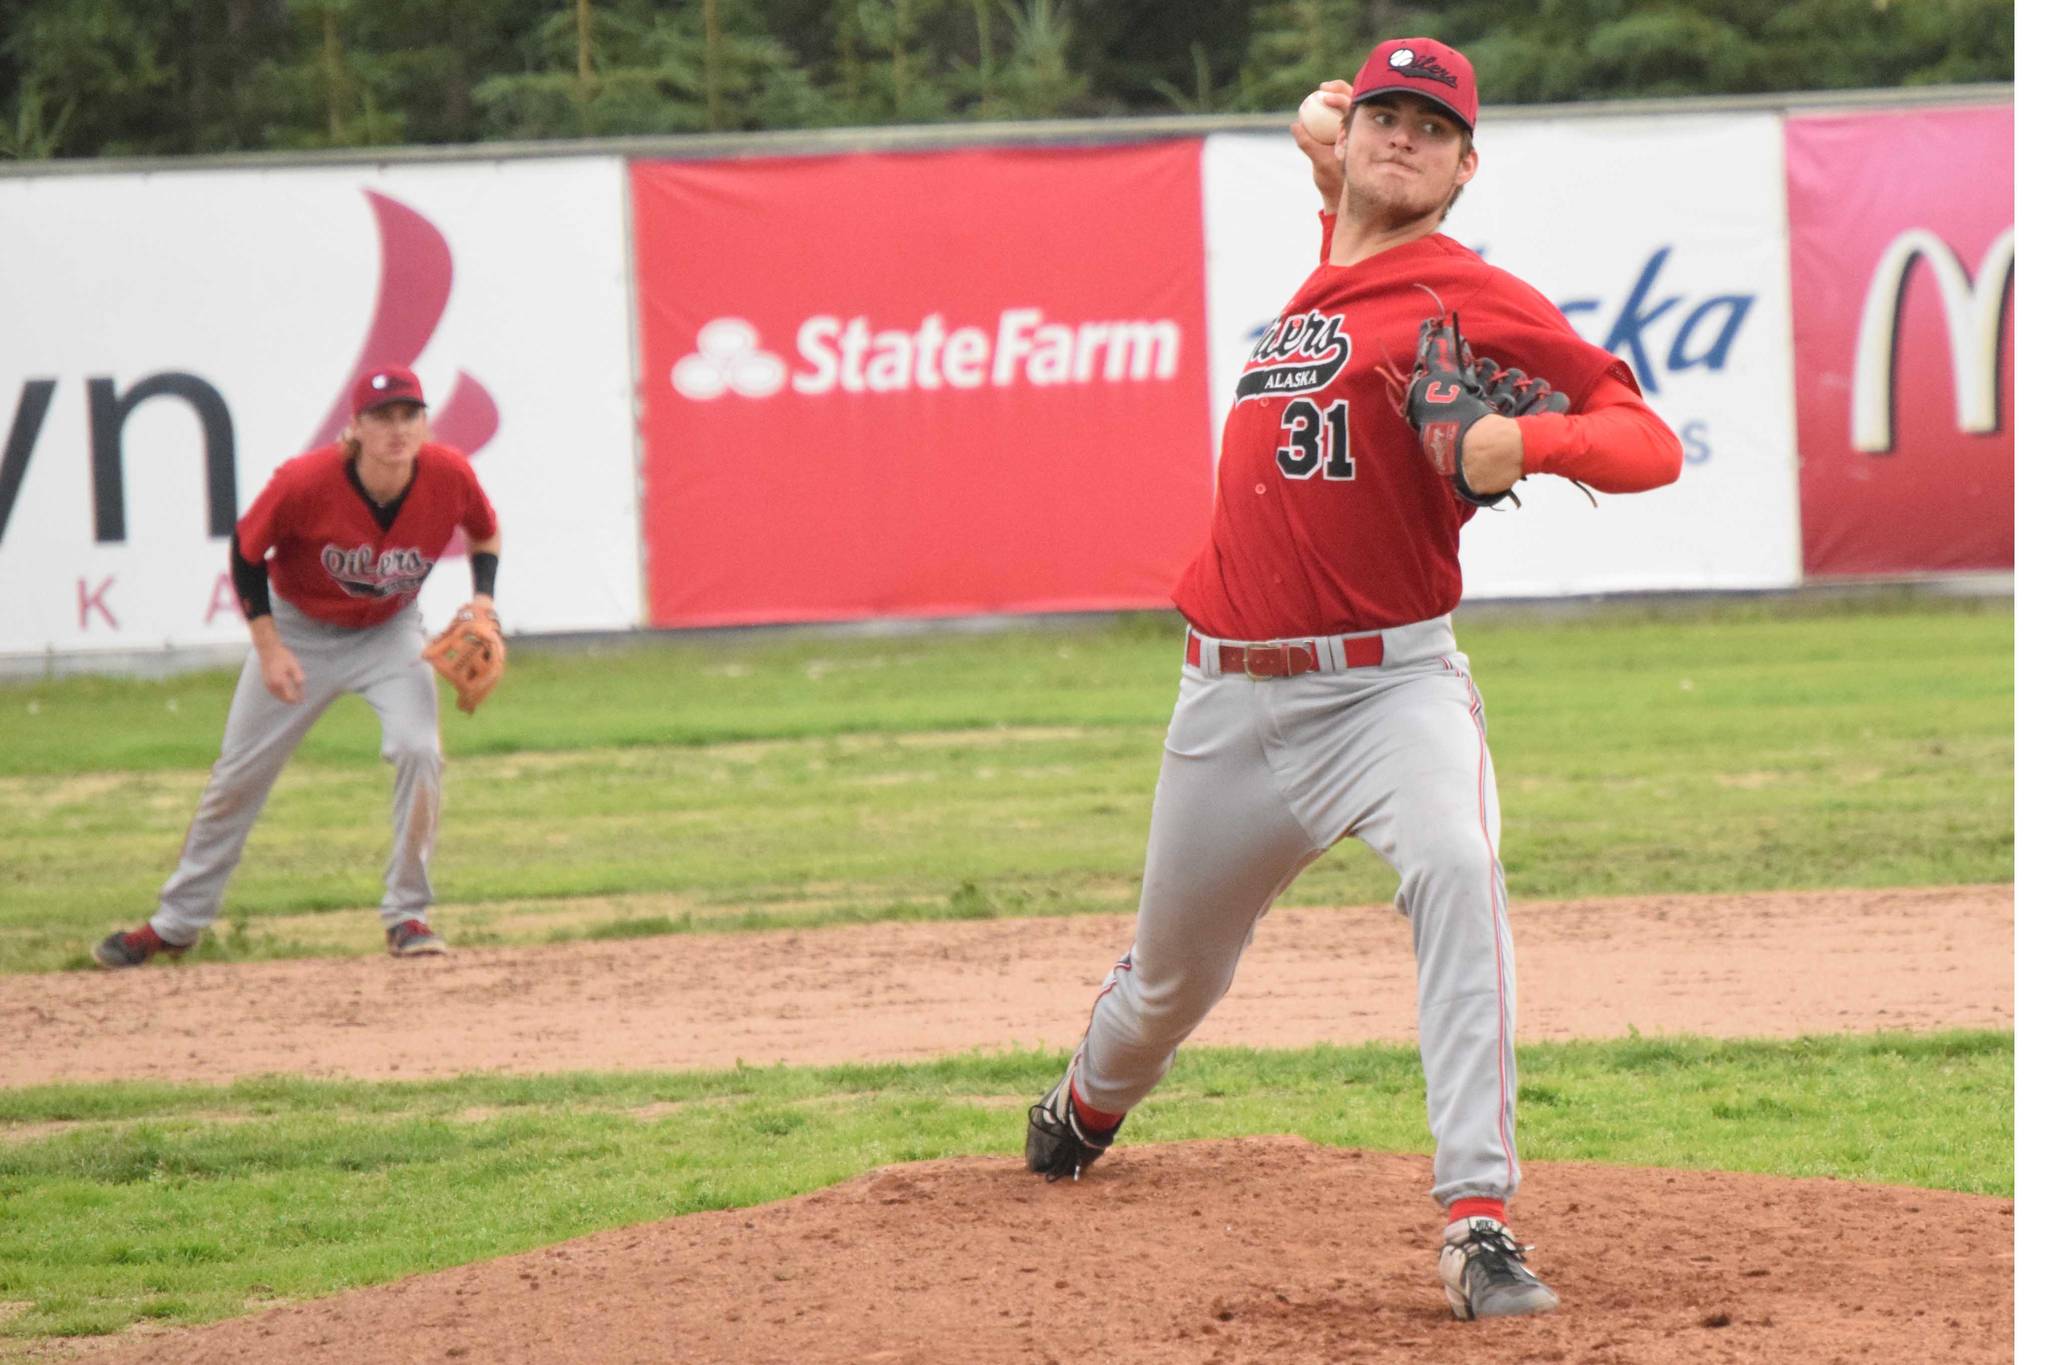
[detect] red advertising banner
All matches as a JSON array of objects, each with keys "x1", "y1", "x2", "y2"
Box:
[
  {"x1": 632, "y1": 144, "x2": 1214, "y2": 627},
  {"x1": 1785, "y1": 106, "x2": 2013, "y2": 576}
]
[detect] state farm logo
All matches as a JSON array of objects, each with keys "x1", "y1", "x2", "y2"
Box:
[
  {"x1": 1851, "y1": 226, "x2": 2014, "y2": 452},
  {"x1": 671, "y1": 319, "x2": 789, "y2": 400},
  {"x1": 670, "y1": 309, "x2": 1181, "y2": 400}
]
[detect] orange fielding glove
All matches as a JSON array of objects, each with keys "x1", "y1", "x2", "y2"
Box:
[{"x1": 422, "y1": 607, "x2": 505, "y2": 714}]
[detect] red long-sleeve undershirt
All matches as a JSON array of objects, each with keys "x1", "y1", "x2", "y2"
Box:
[{"x1": 1517, "y1": 373, "x2": 1682, "y2": 493}]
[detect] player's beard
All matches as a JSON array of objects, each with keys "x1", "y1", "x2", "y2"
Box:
[{"x1": 1341, "y1": 161, "x2": 1456, "y2": 236}]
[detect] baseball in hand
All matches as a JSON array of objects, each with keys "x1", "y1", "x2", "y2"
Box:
[{"x1": 1297, "y1": 91, "x2": 1344, "y2": 144}]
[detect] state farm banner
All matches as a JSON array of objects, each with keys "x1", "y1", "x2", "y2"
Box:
[
  {"x1": 0, "y1": 159, "x2": 641, "y2": 658},
  {"x1": 1785, "y1": 106, "x2": 2013, "y2": 576},
  {"x1": 1202, "y1": 116, "x2": 1801, "y2": 598},
  {"x1": 632, "y1": 144, "x2": 1213, "y2": 627}
]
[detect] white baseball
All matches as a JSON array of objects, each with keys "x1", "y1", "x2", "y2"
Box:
[{"x1": 1297, "y1": 91, "x2": 1344, "y2": 144}]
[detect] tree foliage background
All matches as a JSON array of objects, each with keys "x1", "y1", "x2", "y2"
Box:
[{"x1": 0, "y1": 0, "x2": 2013, "y2": 159}]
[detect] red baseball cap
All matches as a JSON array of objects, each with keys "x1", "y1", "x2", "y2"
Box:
[
  {"x1": 1351, "y1": 37, "x2": 1478, "y2": 131},
  {"x1": 351, "y1": 365, "x2": 427, "y2": 416}
]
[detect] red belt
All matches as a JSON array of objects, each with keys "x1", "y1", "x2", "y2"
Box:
[{"x1": 1186, "y1": 630, "x2": 1386, "y2": 678}]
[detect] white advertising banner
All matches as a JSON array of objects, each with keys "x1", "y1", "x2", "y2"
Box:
[
  {"x1": 0, "y1": 157, "x2": 642, "y2": 660},
  {"x1": 1201, "y1": 114, "x2": 1801, "y2": 597}
]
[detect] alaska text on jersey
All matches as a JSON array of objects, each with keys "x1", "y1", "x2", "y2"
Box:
[{"x1": 1235, "y1": 310, "x2": 1352, "y2": 403}]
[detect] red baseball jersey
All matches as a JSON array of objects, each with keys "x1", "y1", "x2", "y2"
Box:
[
  {"x1": 1174, "y1": 229, "x2": 1634, "y2": 640},
  {"x1": 236, "y1": 442, "x2": 498, "y2": 629}
]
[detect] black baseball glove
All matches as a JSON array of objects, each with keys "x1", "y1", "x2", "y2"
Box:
[
  {"x1": 1399, "y1": 312, "x2": 1573, "y2": 508},
  {"x1": 1473, "y1": 356, "x2": 1571, "y2": 419}
]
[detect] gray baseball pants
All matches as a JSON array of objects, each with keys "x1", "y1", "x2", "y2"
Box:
[
  {"x1": 150, "y1": 597, "x2": 442, "y2": 944},
  {"x1": 1071, "y1": 614, "x2": 1522, "y2": 1208}
]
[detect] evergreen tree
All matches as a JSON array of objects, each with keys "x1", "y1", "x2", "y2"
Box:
[
  {"x1": 0, "y1": 0, "x2": 2016, "y2": 159},
  {"x1": 978, "y1": 0, "x2": 1090, "y2": 119},
  {"x1": 472, "y1": 0, "x2": 817, "y2": 139},
  {"x1": 1234, "y1": 0, "x2": 1368, "y2": 112}
]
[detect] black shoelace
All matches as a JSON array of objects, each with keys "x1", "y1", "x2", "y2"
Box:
[{"x1": 1465, "y1": 1227, "x2": 1538, "y2": 1284}]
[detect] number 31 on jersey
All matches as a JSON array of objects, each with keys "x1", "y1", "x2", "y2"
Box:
[{"x1": 1274, "y1": 398, "x2": 1353, "y2": 480}]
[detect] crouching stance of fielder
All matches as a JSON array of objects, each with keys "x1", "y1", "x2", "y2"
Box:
[
  {"x1": 94, "y1": 365, "x2": 503, "y2": 968},
  {"x1": 1024, "y1": 38, "x2": 1682, "y2": 1320}
]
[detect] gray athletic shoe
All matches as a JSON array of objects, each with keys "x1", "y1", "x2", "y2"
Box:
[
  {"x1": 1025, "y1": 1052, "x2": 1121, "y2": 1182},
  {"x1": 92, "y1": 924, "x2": 192, "y2": 969},
  {"x1": 385, "y1": 919, "x2": 449, "y2": 958},
  {"x1": 1439, "y1": 1216, "x2": 1561, "y2": 1320}
]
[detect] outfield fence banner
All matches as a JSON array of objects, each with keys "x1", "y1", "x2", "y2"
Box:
[
  {"x1": 629, "y1": 143, "x2": 1215, "y2": 628},
  {"x1": 1202, "y1": 114, "x2": 1803, "y2": 599},
  {"x1": 0, "y1": 158, "x2": 643, "y2": 659},
  {"x1": 1, "y1": 95, "x2": 2012, "y2": 671},
  {"x1": 1784, "y1": 105, "x2": 2014, "y2": 577}
]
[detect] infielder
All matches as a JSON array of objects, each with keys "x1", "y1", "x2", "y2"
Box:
[
  {"x1": 1025, "y1": 38, "x2": 1682, "y2": 1320},
  {"x1": 93, "y1": 366, "x2": 502, "y2": 968}
]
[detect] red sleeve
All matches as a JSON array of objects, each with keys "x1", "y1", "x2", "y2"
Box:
[
  {"x1": 1518, "y1": 374, "x2": 1683, "y2": 494},
  {"x1": 457, "y1": 458, "x2": 498, "y2": 543},
  {"x1": 234, "y1": 462, "x2": 295, "y2": 560},
  {"x1": 1318, "y1": 211, "x2": 1335, "y2": 264},
  {"x1": 1456, "y1": 269, "x2": 1633, "y2": 423}
]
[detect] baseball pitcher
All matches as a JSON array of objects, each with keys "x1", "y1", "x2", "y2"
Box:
[
  {"x1": 93, "y1": 365, "x2": 503, "y2": 968},
  {"x1": 1025, "y1": 37, "x2": 1683, "y2": 1320}
]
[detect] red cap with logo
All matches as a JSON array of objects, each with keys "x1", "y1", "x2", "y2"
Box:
[
  {"x1": 1350, "y1": 37, "x2": 1478, "y2": 131},
  {"x1": 351, "y1": 365, "x2": 427, "y2": 416}
]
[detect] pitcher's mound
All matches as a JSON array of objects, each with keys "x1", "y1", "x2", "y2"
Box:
[{"x1": 90, "y1": 1137, "x2": 2011, "y2": 1364}]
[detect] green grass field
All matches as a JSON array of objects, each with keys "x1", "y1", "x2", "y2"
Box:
[
  {"x1": 0, "y1": 595, "x2": 2013, "y2": 974},
  {"x1": 0, "y1": 1034, "x2": 2013, "y2": 1340},
  {"x1": 0, "y1": 595, "x2": 2015, "y2": 1345}
]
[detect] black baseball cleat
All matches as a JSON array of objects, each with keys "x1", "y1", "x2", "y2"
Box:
[
  {"x1": 1439, "y1": 1216, "x2": 1561, "y2": 1320},
  {"x1": 1025, "y1": 1053, "x2": 1121, "y2": 1182},
  {"x1": 92, "y1": 923, "x2": 192, "y2": 969}
]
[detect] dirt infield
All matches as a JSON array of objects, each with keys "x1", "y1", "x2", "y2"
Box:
[
  {"x1": 22, "y1": 884, "x2": 2016, "y2": 1362},
  {"x1": 5, "y1": 885, "x2": 2012, "y2": 1086}
]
